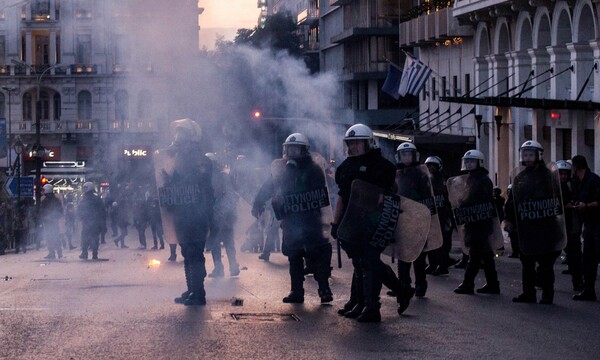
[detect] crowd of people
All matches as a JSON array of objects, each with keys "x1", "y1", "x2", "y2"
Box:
[{"x1": 2, "y1": 119, "x2": 598, "y2": 322}]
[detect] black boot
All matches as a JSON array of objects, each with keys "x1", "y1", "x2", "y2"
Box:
[
  {"x1": 282, "y1": 291, "x2": 304, "y2": 303},
  {"x1": 573, "y1": 289, "x2": 597, "y2": 301},
  {"x1": 175, "y1": 260, "x2": 193, "y2": 304},
  {"x1": 339, "y1": 266, "x2": 362, "y2": 314},
  {"x1": 476, "y1": 282, "x2": 500, "y2": 294},
  {"x1": 318, "y1": 286, "x2": 333, "y2": 303},
  {"x1": 455, "y1": 257, "x2": 478, "y2": 294},
  {"x1": 184, "y1": 261, "x2": 206, "y2": 306},
  {"x1": 357, "y1": 269, "x2": 382, "y2": 323},
  {"x1": 455, "y1": 253, "x2": 469, "y2": 269},
  {"x1": 513, "y1": 292, "x2": 537, "y2": 303}
]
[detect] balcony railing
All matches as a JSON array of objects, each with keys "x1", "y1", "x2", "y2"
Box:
[
  {"x1": 400, "y1": 0, "x2": 454, "y2": 23},
  {"x1": 11, "y1": 119, "x2": 161, "y2": 134},
  {"x1": 399, "y1": 6, "x2": 474, "y2": 46}
]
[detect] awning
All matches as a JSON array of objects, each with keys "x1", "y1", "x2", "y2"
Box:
[
  {"x1": 373, "y1": 130, "x2": 476, "y2": 145},
  {"x1": 441, "y1": 96, "x2": 600, "y2": 111}
]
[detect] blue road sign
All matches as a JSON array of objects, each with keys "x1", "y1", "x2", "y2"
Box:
[{"x1": 4, "y1": 176, "x2": 34, "y2": 197}]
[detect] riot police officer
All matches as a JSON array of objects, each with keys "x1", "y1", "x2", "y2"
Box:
[
  {"x1": 425, "y1": 155, "x2": 456, "y2": 275},
  {"x1": 557, "y1": 160, "x2": 584, "y2": 292},
  {"x1": 331, "y1": 124, "x2": 405, "y2": 322},
  {"x1": 253, "y1": 133, "x2": 333, "y2": 303},
  {"x1": 77, "y1": 182, "x2": 106, "y2": 260},
  {"x1": 157, "y1": 119, "x2": 214, "y2": 306},
  {"x1": 395, "y1": 142, "x2": 431, "y2": 297},
  {"x1": 509, "y1": 141, "x2": 565, "y2": 304},
  {"x1": 571, "y1": 155, "x2": 600, "y2": 301},
  {"x1": 452, "y1": 150, "x2": 501, "y2": 295}
]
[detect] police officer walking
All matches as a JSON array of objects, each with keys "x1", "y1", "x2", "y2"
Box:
[
  {"x1": 425, "y1": 156, "x2": 456, "y2": 275},
  {"x1": 253, "y1": 133, "x2": 333, "y2": 304},
  {"x1": 509, "y1": 141, "x2": 566, "y2": 304},
  {"x1": 157, "y1": 119, "x2": 214, "y2": 306},
  {"x1": 451, "y1": 150, "x2": 501, "y2": 295},
  {"x1": 331, "y1": 124, "x2": 406, "y2": 322},
  {"x1": 77, "y1": 182, "x2": 106, "y2": 260}
]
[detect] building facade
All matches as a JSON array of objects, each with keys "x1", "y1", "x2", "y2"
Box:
[
  {"x1": 0, "y1": 0, "x2": 201, "y2": 189},
  {"x1": 399, "y1": 0, "x2": 600, "y2": 187}
]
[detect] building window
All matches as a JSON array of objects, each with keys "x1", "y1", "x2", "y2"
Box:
[
  {"x1": 32, "y1": 0, "x2": 50, "y2": 20},
  {"x1": 441, "y1": 77, "x2": 447, "y2": 98},
  {"x1": 76, "y1": 0, "x2": 92, "y2": 18},
  {"x1": 453, "y1": 75, "x2": 458, "y2": 96},
  {"x1": 76, "y1": 35, "x2": 91, "y2": 64},
  {"x1": 137, "y1": 90, "x2": 152, "y2": 120},
  {"x1": 465, "y1": 74, "x2": 471, "y2": 96},
  {"x1": 38, "y1": 91, "x2": 50, "y2": 120},
  {"x1": 432, "y1": 78, "x2": 437, "y2": 101},
  {"x1": 115, "y1": 90, "x2": 129, "y2": 123},
  {"x1": 23, "y1": 93, "x2": 32, "y2": 120},
  {"x1": 77, "y1": 91, "x2": 92, "y2": 120},
  {"x1": 53, "y1": 93, "x2": 61, "y2": 120}
]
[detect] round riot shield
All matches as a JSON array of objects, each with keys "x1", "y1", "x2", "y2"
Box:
[
  {"x1": 338, "y1": 180, "x2": 429, "y2": 261},
  {"x1": 447, "y1": 173, "x2": 503, "y2": 253},
  {"x1": 395, "y1": 165, "x2": 443, "y2": 252},
  {"x1": 509, "y1": 163, "x2": 567, "y2": 256}
]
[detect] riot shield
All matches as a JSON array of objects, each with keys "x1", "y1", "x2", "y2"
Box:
[
  {"x1": 337, "y1": 180, "x2": 430, "y2": 262},
  {"x1": 447, "y1": 173, "x2": 503, "y2": 253},
  {"x1": 395, "y1": 165, "x2": 443, "y2": 252},
  {"x1": 270, "y1": 157, "x2": 332, "y2": 233},
  {"x1": 509, "y1": 163, "x2": 567, "y2": 256},
  {"x1": 153, "y1": 150, "x2": 178, "y2": 245}
]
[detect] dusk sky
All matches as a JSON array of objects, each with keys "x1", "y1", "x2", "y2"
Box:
[{"x1": 199, "y1": 0, "x2": 260, "y2": 49}]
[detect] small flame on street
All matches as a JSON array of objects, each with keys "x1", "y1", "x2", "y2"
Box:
[{"x1": 148, "y1": 259, "x2": 161, "y2": 267}]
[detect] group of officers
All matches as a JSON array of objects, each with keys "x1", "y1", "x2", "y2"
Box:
[{"x1": 155, "y1": 118, "x2": 599, "y2": 321}]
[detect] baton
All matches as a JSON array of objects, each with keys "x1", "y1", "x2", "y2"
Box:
[{"x1": 337, "y1": 239, "x2": 342, "y2": 268}]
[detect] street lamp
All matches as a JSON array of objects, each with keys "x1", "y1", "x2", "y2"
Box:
[
  {"x1": 2, "y1": 85, "x2": 18, "y2": 174},
  {"x1": 11, "y1": 59, "x2": 66, "y2": 216}
]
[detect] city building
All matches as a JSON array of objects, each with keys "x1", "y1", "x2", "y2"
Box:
[
  {"x1": 0, "y1": 0, "x2": 202, "y2": 190},
  {"x1": 398, "y1": 0, "x2": 600, "y2": 186}
]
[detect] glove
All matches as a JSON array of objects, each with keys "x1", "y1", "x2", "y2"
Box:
[{"x1": 330, "y1": 223, "x2": 339, "y2": 240}]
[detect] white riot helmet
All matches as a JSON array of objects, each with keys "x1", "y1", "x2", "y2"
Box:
[
  {"x1": 520, "y1": 140, "x2": 543, "y2": 163},
  {"x1": 82, "y1": 182, "x2": 95, "y2": 193},
  {"x1": 461, "y1": 149, "x2": 485, "y2": 171},
  {"x1": 425, "y1": 156, "x2": 443, "y2": 171},
  {"x1": 283, "y1": 133, "x2": 310, "y2": 159},
  {"x1": 395, "y1": 142, "x2": 419, "y2": 164},
  {"x1": 171, "y1": 118, "x2": 201, "y2": 144},
  {"x1": 42, "y1": 184, "x2": 54, "y2": 195},
  {"x1": 556, "y1": 160, "x2": 572, "y2": 171},
  {"x1": 344, "y1": 124, "x2": 375, "y2": 149}
]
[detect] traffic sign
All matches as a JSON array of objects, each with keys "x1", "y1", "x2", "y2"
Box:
[{"x1": 4, "y1": 176, "x2": 34, "y2": 197}]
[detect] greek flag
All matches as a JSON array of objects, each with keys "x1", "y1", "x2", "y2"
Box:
[{"x1": 398, "y1": 56, "x2": 432, "y2": 97}]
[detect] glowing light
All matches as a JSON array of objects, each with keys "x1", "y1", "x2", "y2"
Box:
[
  {"x1": 148, "y1": 259, "x2": 161, "y2": 267},
  {"x1": 253, "y1": 111, "x2": 261, "y2": 119}
]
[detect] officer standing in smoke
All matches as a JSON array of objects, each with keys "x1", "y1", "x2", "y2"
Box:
[
  {"x1": 156, "y1": 119, "x2": 214, "y2": 306},
  {"x1": 331, "y1": 124, "x2": 406, "y2": 323},
  {"x1": 40, "y1": 184, "x2": 64, "y2": 260},
  {"x1": 557, "y1": 160, "x2": 584, "y2": 292},
  {"x1": 508, "y1": 141, "x2": 566, "y2": 304},
  {"x1": 77, "y1": 182, "x2": 106, "y2": 260},
  {"x1": 424, "y1": 156, "x2": 456, "y2": 275},
  {"x1": 252, "y1": 133, "x2": 333, "y2": 303},
  {"x1": 450, "y1": 150, "x2": 501, "y2": 295},
  {"x1": 206, "y1": 152, "x2": 240, "y2": 278}
]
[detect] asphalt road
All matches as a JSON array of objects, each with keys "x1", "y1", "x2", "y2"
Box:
[{"x1": 1, "y1": 221, "x2": 599, "y2": 359}]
